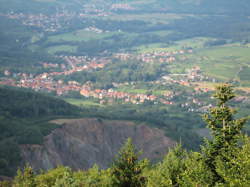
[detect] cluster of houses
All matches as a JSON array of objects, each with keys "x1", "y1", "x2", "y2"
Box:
[
  {"x1": 0, "y1": 48, "x2": 227, "y2": 111},
  {"x1": 58, "y1": 55, "x2": 109, "y2": 68},
  {"x1": 136, "y1": 50, "x2": 193, "y2": 63},
  {"x1": 80, "y1": 87, "x2": 174, "y2": 105},
  {"x1": 0, "y1": 78, "x2": 16, "y2": 87},
  {"x1": 0, "y1": 55, "x2": 108, "y2": 95},
  {"x1": 84, "y1": 27, "x2": 105, "y2": 34},
  {"x1": 42, "y1": 63, "x2": 59, "y2": 69},
  {"x1": 111, "y1": 4, "x2": 135, "y2": 10},
  {"x1": 114, "y1": 49, "x2": 193, "y2": 64},
  {"x1": 0, "y1": 12, "x2": 73, "y2": 32},
  {"x1": 0, "y1": 8, "x2": 110, "y2": 32},
  {"x1": 162, "y1": 66, "x2": 216, "y2": 90},
  {"x1": 17, "y1": 78, "x2": 83, "y2": 96}
]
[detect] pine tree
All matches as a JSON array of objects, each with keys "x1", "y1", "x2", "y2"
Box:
[
  {"x1": 202, "y1": 84, "x2": 248, "y2": 185},
  {"x1": 111, "y1": 138, "x2": 148, "y2": 187}
]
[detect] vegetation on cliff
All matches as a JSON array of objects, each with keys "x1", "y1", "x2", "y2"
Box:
[
  {"x1": 0, "y1": 86, "x2": 81, "y2": 176},
  {"x1": 1, "y1": 84, "x2": 249, "y2": 186}
]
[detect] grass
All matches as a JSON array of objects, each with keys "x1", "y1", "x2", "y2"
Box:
[
  {"x1": 150, "y1": 41, "x2": 250, "y2": 88},
  {"x1": 64, "y1": 98, "x2": 102, "y2": 107},
  {"x1": 170, "y1": 45, "x2": 250, "y2": 82},
  {"x1": 103, "y1": 13, "x2": 185, "y2": 24},
  {"x1": 239, "y1": 67, "x2": 250, "y2": 81},
  {"x1": 47, "y1": 29, "x2": 118, "y2": 43},
  {"x1": 47, "y1": 45, "x2": 77, "y2": 54},
  {"x1": 194, "y1": 46, "x2": 250, "y2": 80},
  {"x1": 115, "y1": 85, "x2": 170, "y2": 96},
  {"x1": 191, "y1": 82, "x2": 220, "y2": 90},
  {"x1": 136, "y1": 37, "x2": 214, "y2": 53},
  {"x1": 116, "y1": 88, "x2": 148, "y2": 94}
]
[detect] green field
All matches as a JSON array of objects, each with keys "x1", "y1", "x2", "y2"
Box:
[
  {"x1": 136, "y1": 37, "x2": 214, "y2": 53},
  {"x1": 47, "y1": 29, "x2": 118, "y2": 43},
  {"x1": 137, "y1": 40, "x2": 250, "y2": 87},
  {"x1": 165, "y1": 44, "x2": 250, "y2": 82},
  {"x1": 47, "y1": 45, "x2": 77, "y2": 54},
  {"x1": 194, "y1": 46, "x2": 250, "y2": 80},
  {"x1": 103, "y1": 13, "x2": 185, "y2": 24},
  {"x1": 115, "y1": 85, "x2": 170, "y2": 96},
  {"x1": 64, "y1": 98, "x2": 102, "y2": 107}
]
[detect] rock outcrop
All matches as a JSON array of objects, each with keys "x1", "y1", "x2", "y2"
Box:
[{"x1": 21, "y1": 118, "x2": 175, "y2": 171}]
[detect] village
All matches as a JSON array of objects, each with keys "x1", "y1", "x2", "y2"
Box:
[
  {"x1": 113, "y1": 49, "x2": 193, "y2": 63},
  {"x1": 0, "y1": 9, "x2": 106, "y2": 32},
  {"x1": 0, "y1": 47, "x2": 217, "y2": 112},
  {"x1": 0, "y1": 3, "x2": 131, "y2": 33}
]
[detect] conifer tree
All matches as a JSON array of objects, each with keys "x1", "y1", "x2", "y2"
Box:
[
  {"x1": 111, "y1": 138, "x2": 148, "y2": 187},
  {"x1": 202, "y1": 84, "x2": 248, "y2": 185}
]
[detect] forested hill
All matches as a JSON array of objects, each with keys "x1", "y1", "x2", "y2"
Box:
[
  {"x1": 0, "y1": 86, "x2": 81, "y2": 176},
  {"x1": 0, "y1": 86, "x2": 80, "y2": 118}
]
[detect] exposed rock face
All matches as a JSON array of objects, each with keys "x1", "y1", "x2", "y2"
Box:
[{"x1": 20, "y1": 118, "x2": 175, "y2": 171}]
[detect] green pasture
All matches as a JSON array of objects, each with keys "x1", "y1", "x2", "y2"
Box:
[
  {"x1": 238, "y1": 67, "x2": 250, "y2": 81},
  {"x1": 116, "y1": 87, "x2": 148, "y2": 94},
  {"x1": 64, "y1": 98, "x2": 102, "y2": 107},
  {"x1": 195, "y1": 46, "x2": 250, "y2": 80},
  {"x1": 136, "y1": 37, "x2": 213, "y2": 53},
  {"x1": 47, "y1": 29, "x2": 117, "y2": 43},
  {"x1": 47, "y1": 45, "x2": 77, "y2": 54},
  {"x1": 103, "y1": 13, "x2": 184, "y2": 24},
  {"x1": 158, "y1": 43, "x2": 250, "y2": 86},
  {"x1": 173, "y1": 45, "x2": 250, "y2": 81},
  {"x1": 115, "y1": 85, "x2": 169, "y2": 96},
  {"x1": 195, "y1": 46, "x2": 250, "y2": 62}
]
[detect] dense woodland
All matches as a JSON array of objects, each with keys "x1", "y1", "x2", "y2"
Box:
[
  {"x1": 0, "y1": 86, "x2": 81, "y2": 176},
  {"x1": 1, "y1": 84, "x2": 249, "y2": 186}
]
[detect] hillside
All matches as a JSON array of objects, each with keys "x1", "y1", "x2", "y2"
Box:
[
  {"x1": 21, "y1": 118, "x2": 176, "y2": 171},
  {"x1": 0, "y1": 86, "x2": 80, "y2": 118},
  {"x1": 0, "y1": 86, "x2": 81, "y2": 176}
]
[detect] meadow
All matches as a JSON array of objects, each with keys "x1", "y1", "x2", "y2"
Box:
[
  {"x1": 102, "y1": 13, "x2": 185, "y2": 24},
  {"x1": 47, "y1": 29, "x2": 117, "y2": 43},
  {"x1": 47, "y1": 45, "x2": 77, "y2": 54},
  {"x1": 64, "y1": 98, "x2": 102, "y2": 107},
  {"x1": 136, "y1": 37, "x2": 213, "y2": 53},
  {"x1": 191, "y1": 46, "x2": 250, "y2": 81}
]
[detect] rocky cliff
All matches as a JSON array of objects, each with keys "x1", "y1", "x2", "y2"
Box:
[{"x1": 20, "y1": 118, "x2": 176, "y2": 171}]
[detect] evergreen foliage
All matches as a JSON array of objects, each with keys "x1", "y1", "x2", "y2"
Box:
[
  {"x1": 202, "y1": 84, "x2": 248, "y2": 185},
  {"x1": 111, "y1": 138, "x2": 148, "y2": 187}
]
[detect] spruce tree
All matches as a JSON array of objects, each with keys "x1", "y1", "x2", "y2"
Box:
[
  {"x1": 111, "y1": 138, "x2": 148, "y2": 187},
  {"x1": 202, "y1": 84, "x2": 248, "y2": 185}
]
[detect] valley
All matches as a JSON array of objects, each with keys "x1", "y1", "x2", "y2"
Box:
[{"x1": 0, "y1": 0, "x2": 250, "y2": 180}]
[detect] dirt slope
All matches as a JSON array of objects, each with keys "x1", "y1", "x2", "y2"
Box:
[{"x1": 21, "y1": 118, "x2": 176, "y2": 171}]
